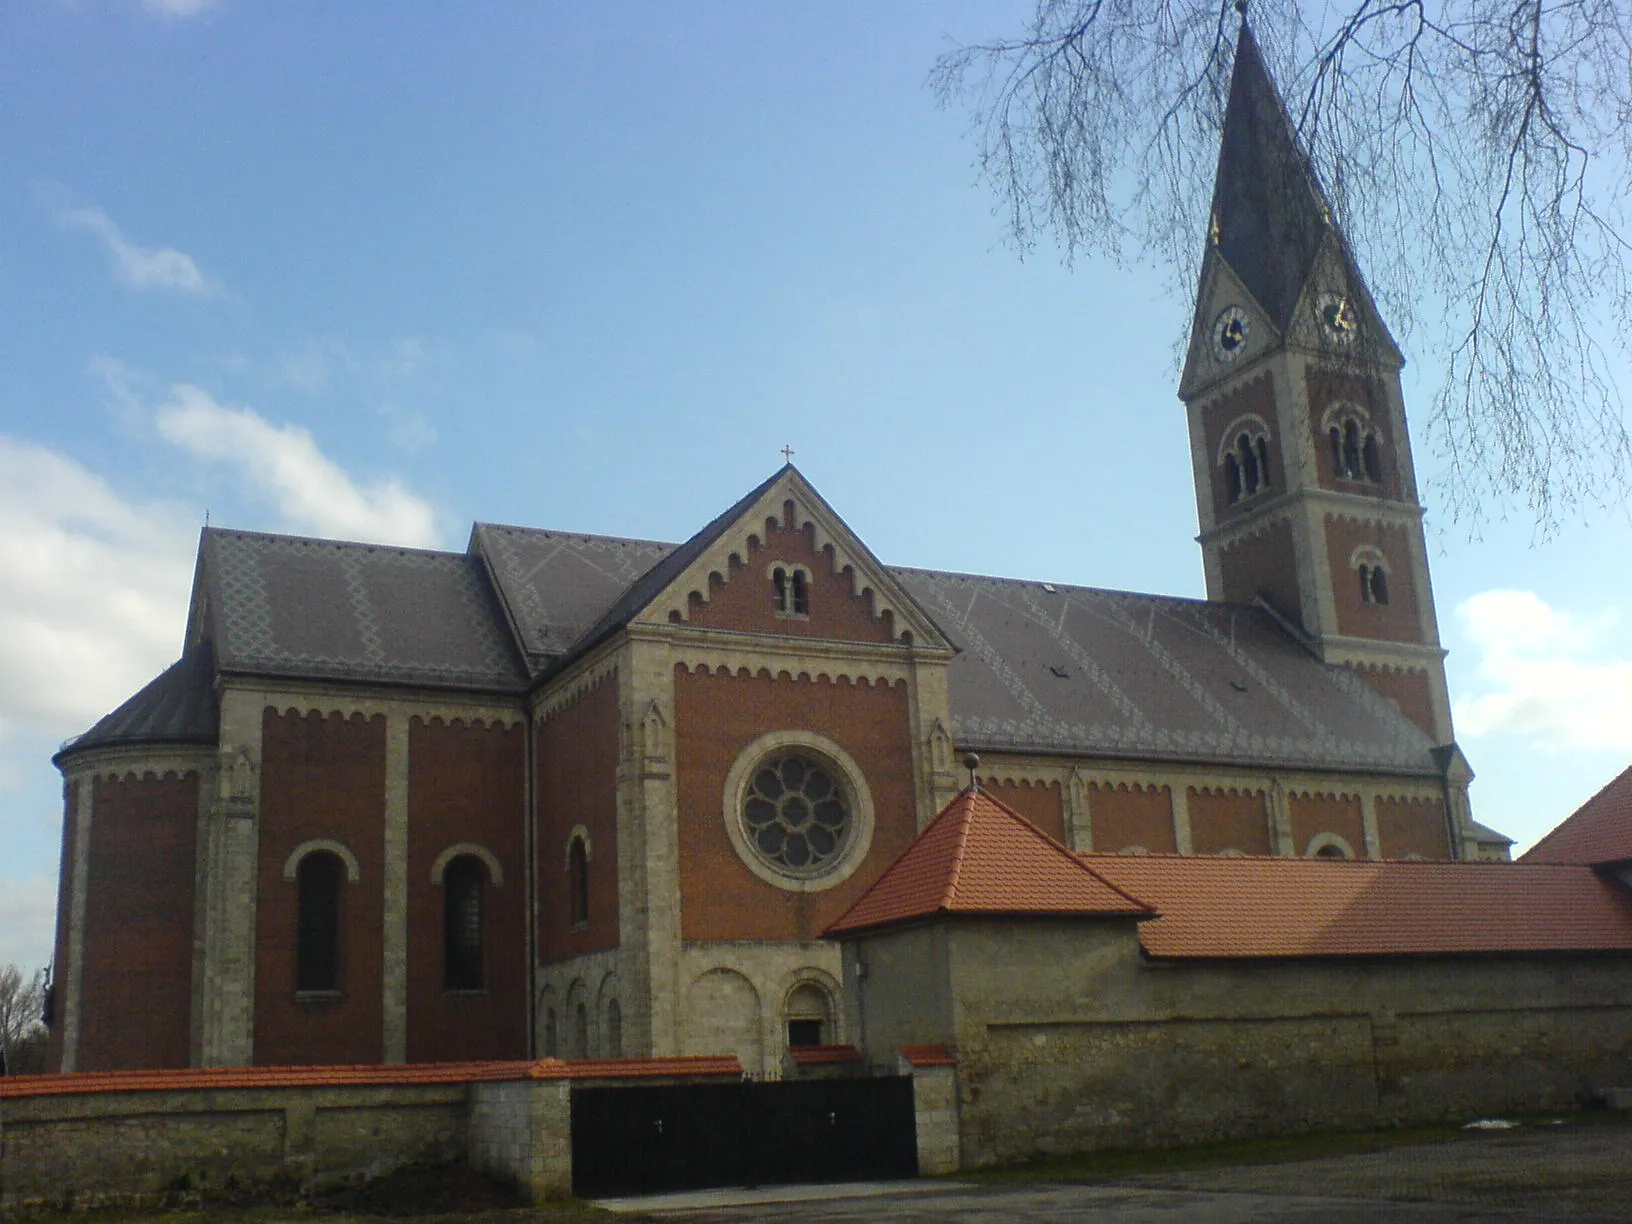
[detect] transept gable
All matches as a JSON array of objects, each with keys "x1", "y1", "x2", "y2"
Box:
[
  {"x1": 1180, "y1": 254, "x2": 1281, "y2": 399},
  {"x1": 613, "y1": 466, "x2": 955, "y2": 654}
]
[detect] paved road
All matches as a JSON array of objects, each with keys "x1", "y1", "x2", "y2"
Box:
[{"x1": 599, "y1": 1121, "x2": 1632, "y2": 1222}]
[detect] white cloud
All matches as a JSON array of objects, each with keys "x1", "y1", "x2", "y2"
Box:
[
  {"x1": 1453, "y1": 589, "x2": 1632, "y2": 753},
  {"x1": 0, "y1": 875, "x2": 59, "y2": 974},
  {"x1": 58, "y1": 204, "x2": 215, "y2": 296},
  {"x1": 143, "y1": 0, "x2": 218, "y2": 17},
  {"x1": 0, "y1": 437, "x2": 197, "y2": 736},
  {"x1": 155, "y1": 385, "x2": 440, "y2": 548}
]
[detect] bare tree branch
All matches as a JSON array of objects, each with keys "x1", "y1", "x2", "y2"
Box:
[{"x1": 932, "y1": 0, "x2": 1632, "y2": 530}]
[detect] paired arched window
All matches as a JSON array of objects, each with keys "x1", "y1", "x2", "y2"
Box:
[
  {"x1": 1220, "y1": 421, "x2": 1272, "y2": 505},
  {"x1": 442, "y1": 855, "x2": 486, "y2": 991},
  {"x1": 772, "y1": 566, "x2": 809, "y2": 615},
  {"x1": 1328, "y1": 413, "x2": 1384, "y2": 484},
  {"x1": 296, "y1": 851, "x2": 345, "y2": 993},
  {"x1": 568, "y1": 836, "x2": 590, "y2": 927}
]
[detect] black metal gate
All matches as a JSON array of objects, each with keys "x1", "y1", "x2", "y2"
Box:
[{"x1": 570, "y1": 1076, "x2": 919, "y2": 1198}]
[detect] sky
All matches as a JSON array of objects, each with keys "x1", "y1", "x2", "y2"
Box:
[{"x1": 2, "y1": 1, "x2": 1630, "y2": 975}]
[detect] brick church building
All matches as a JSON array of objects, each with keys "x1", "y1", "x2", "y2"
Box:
[{"x1": 47, "y1": 23, "x2": 1512, "y2": 1077}]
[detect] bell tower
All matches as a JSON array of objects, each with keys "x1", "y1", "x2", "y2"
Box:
[{"x1": 1178, "y1": 21, "x2": 1455, "y2": 751}]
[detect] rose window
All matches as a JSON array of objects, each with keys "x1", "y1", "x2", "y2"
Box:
[{"x1": 742, "y1": 753, "x2": 851, "y2": 876}]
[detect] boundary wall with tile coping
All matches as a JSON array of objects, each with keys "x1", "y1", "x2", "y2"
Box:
[{"x1": 0, "y1": 1057, "x2": 741, "y2": 1209}]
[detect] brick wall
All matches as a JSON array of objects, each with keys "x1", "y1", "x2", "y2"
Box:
[
  {"x1": 1376, "y1": 795, "x2": 1451, "y2": 859},
  {"x1": 1353, "y1": 663, "x2": 1439, "y2": 744},
  {"x1": 1202, "y1": 372, "x2": 1283, "y2": 523},
  {"x1": 1326, "y1": 516, "x2": 1423, "y2": 643},
  {"x1": 77, "y1": 771, "x2": 199, "y2": 1071},
  {"x1": 536, "y1": 677, "x2": 621, "y2": 963},
  {"x1": 1288, "y1": 792, "x2": 1367, "y2": 858},
  {"x1": 407, "y1": 717, "x2": 528, "y2": 1063},
  {"x1": 1218, "y1": 517, "x2": 1302, "y2": 621},
  {"x1": 255, "y1": 709, "x2": 386, "y2": 1066},
  {"x1": 981, "y1": 780, "x2": 1064, "y2": 842},
  {"x1": 1187, "y1": 787, "x2": 1272, "y2": 854},
  {"x1": 1087, "y1": 783, "x2": 1175, "y2": 854},
  {"x1": 672, "y1": 666, "x2": 917, "y2": 942}
]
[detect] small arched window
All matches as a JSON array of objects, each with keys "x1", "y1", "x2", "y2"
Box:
[
  {"x1": 772, "y1": 567, "x2": 789, "y2": 612},
  {"x1": 1329, "y1": 411, "x2": 1383, "y2": 484},
  {"x1": 605, "y1": 998, "x2": 622, "y2": 1058},
  {"x1": 568, "y1": 837, "x2": 589, "y2": 927},
  {"x1": 1358, "y1": 562, "x2": 1391, "y2": 605},
  {"x1": 296, "y1": 851, "x2": 344, "y2": 993},
  {"x1": 443, "y1": 855, "x2": 485, "y2": 991},
  {"x1": 573, "y1": 1003, "x2": 589, "y2": 1059},
  {"x1": 1237, "y1": 432, "x2": 1260, "y2": 496},
  {"x1": 1224, "y1": 453, "x2": 1242, "y2": 503},
  {"x1": 785, "y1": 982, "x2": 832, "y2": 1048},
  {"x1": 1315, "y1": 843, "x2": 1349, "y2": 858},
  {"x1": 1362, "y1": 432, "x2": 1383, "y2": 483},
  {"x1": 790, "y1": 569, "x2": 809, "y2": 615}
]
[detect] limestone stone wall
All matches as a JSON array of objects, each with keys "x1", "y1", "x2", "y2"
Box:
[
  {"x1": 467, "y1": 1079, "x2": 572, "y2": 1200},
  {"x1": 847, "y1": 918, "x2": 1632, "y2": 1168},
  {"x1": 0, "y1": 1080, "x2": 465, "y2": 1209}
]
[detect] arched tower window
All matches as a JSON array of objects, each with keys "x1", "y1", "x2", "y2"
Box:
[
  {"x1": 772, "y1": 567, "x2": 789, "y2": 612},
  {"x1": 790, "y1": 569, "x2": 809, "y2": 615},
  {"x1": 568, "y1": 836, "x2": 589, "y2": 927},
  {"x1": 1219, "y1": 418, "x2": 1272, "y2": 505},
  {"x1": 296, "y1": 851, "x2": 344, "y2": 993},
  {"x1": 1327, "y1": 408, "x2": 1384, "y2": 485},
  {"x1": 443, "y1": 855, "x2": 485, "y2": 991},
  {"x1": 1357, "y1": 560, "x2": 1391, "y2": 605}
]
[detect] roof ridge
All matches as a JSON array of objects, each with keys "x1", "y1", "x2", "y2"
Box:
[{"x1": 205, "y1": 525, "x2": 461, "y2": 560}]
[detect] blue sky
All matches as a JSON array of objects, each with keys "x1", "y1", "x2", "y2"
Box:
[{"x1": 2, "y1": 1, "x2": 1629, "y2": 973}]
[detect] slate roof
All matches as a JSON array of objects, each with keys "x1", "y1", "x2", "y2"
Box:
[
  {"x1": 1084, "y1": 854, "x2": 1632, "y2": 959},
  {"x1": 197, "y1": 528, "x2": 528, "y2": 691},
  {"x1": 826, "y1": 787, "x2": 1154, "y2": 936},
  {"x1": 1522, "y1": 766, "x2": 1632, "y2": 866},
  {"x1": 1211, "y1": 23, "x2": 1335, "y2": 331},
  {"x1": 894, "y1": 568, "x2": 1439, "y2": 774},
  {"x1": 58, "y1": 641, "x2": 219, "y2": 759}
]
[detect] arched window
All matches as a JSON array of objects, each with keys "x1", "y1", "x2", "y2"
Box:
[
  {"x1": 1328, "y1": 410, "x2": 1383, "y2": 484},
  {"x1": 1224, "y1": 453, "x2": 1242, "y2": 503},
  {"x1": 1342, "y1": 420, "x2": 1362, "y2": 478},
  {"x1": 296, "y1": 851, "x2": 344, "y2": 993},
  {"x1": 772, "y1": 567, "x2": 789, "y2": 612},
  {"x1": 605, "y1": 998, "x2": 622, "y2": 1058},
  {"x1": 443, "y1": 855, "x2": 485, "y2": 991},
  {"x1": 568, "y1": 836, "x2": 589, "y2": 927},
  {"x1": 1358, "y1": 562, "x2": 1391, "y2": 605},
  {"x1": 573, "y1": 1003, "x2": 589, "y2": 1059},
  {"x1": 1237, "y1": 432, "x2": 1260, "y2": 496},
  {"x1": 1256, "y1": 436, "x2": 1271, "y2": 490},
  {"x1": 1363, "y1": 432, "x2": 1383, "y2": 483},
  {"x1": 785, "y1": 982, "x2": 832, "y2": 1048},
  {"x1": 544, "y1": 1008, "x2": 558, "y2": 1057},
  {"x1": 790, "y1": 569, "x2": 809, "y2": 615},
  {"x1": 1315, "y1": 843, "x2": 1349, "y2": 858}
]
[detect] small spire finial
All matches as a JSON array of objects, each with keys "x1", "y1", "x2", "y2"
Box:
[
  {"x1": 962, "y1": 752, "x2": 980, "y2": 792},
  {"x1": 1235, "y1": 0, "x2": 1248, "y2": 14},
  {"x1": 780, "y1": 444, "x2": 795, "y2": 464}
]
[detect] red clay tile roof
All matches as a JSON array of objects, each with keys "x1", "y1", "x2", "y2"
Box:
[
  {"x1": 1082, "y1": 854, "x2": 1632, "y2": 959},
  {"x1": 786, "y1": 1044, "x2": 863, "y2": 1067},
  {"x1": 898, "y1": 1045, "x2": 958, "y2": 1068},
  {"x1": 0, "y1": 1056, "x2": 743, "y2": 1100},
  {"x1": 826, "y1": 787, "x2": 1154, "y2": 936},
  {"x1": 1522, "y1": 766, "x2": 1632, "y2": 866}
]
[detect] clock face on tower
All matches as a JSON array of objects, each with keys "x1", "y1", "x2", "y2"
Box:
[
  {"x1": 1212, "y1": 305, "x2": 1249, "y2": 362},
  {"x1": 1318, "y1": 293, "x2": 1358, "y2": 343}
]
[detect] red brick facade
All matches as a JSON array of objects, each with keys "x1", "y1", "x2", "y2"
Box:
[
  {"x1": 76, "y1": 771, "x2": 198, "y2": 1071},
  {"x1": 1203, "y1": 372, "x2": 1284, "y2": 523},
  {"x1": 1088, "y1": 783, "x2": 1177, "y2": 854},
  {"x1": 1188, "y1": 788, "x2": 1272, "y2": 855},
  {"x1": 254, "y1": 709, "x2": 386, "y2": 1067},
  {"x1": 673, "y1": 666, "x2": 917, "y2": 942},
  {"x1": 1377, "y1": 796, "x2": 1451, "y2": 859},
  {"x1": 982, "y1": 779, "x2": 1065, "y2": 843},
  {"x1": 536, "y1": 677, "x2": 621, "y2": 963},
  {"x1": 1353, "y1": 663, "x2": 1438, "y2": 741},
  {"x1": 1218, "y1": 516, "x2": 1303, "y2": 620},
  {"x1": 1289, "y1": 792, "x2": 1368, "y2": 857},
  {"x1": 1326, "y1": 516, "x2": 1422, "y2": 643},
  {"x1": 406, "y1": 717, "x2": 528, "y2": 1063}
]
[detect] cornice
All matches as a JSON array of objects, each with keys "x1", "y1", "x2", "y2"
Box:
[
  {"x1": 59, "y1": 745, "x2": 215, "y2": 784},
  {"x1": 628, "y1": 622, "x2": 949, "y2": 668}
]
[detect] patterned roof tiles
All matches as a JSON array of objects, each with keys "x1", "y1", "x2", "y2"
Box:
[
  {"x1": 57, "y1": 640, "x2": 218, "y2": 761},
  {"x1": 1521, "y1": 765, "x2": 1632, "y2": 866},
  {"x1": 1083, "y1": 854, "x2": 1632, "y2": 959},
  {"x1": 826, "y1": 787, "x2": 1154, "y2": 936}
]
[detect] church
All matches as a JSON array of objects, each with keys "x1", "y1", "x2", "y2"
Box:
[{"x1": 47, "y1": 23, "x2": 1522, "y2": 1079}]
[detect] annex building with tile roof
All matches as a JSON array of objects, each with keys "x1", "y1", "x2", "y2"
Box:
[{"x1": 48, "y1": 19, "x2": 1593, "y2": 1100}]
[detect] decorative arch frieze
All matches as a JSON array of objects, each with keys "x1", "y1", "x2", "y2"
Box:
[
  {"x1": 535, "y1": 655, "x2": 620, "y2": 723},
  {"x1": 672, "y1": 658, "x2": 907, "y2": 690}
]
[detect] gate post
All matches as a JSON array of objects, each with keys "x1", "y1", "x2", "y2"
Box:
[
  {"x1": 469, "y1": 1076, "x2": 573, "y2": 1202},
  {"x1": 898, "y1": 1047, "x2": 961, "y2": 1175}
]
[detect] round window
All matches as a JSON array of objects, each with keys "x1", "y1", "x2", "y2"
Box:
[{"x1": 743, "y1": 752, "x2": 852, "y2": 877}]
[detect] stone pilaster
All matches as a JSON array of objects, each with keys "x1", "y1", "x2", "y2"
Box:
[
  {"x1": 1171, "y1": 785, "x2": 1194, "y2": 855},
  {"x1": 59, "y1": 775, "x2": 93, "y2": 1074},
  {"x1": 199, "y1": 690, "x2": 264, "y2": 1067},
  {"x1": 381, "y1": 712, "x2": 411, "y2": 1063}
]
